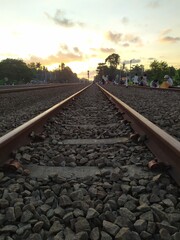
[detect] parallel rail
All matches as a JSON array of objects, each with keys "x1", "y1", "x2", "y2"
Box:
[{"x1": 98, "y1": 84, "x2": 180, "y2": 184}]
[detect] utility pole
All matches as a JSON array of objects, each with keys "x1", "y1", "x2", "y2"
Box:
[
  {"x1": 129, "y1": 59, "x2": 133, "y2": 81},
  {"x1": 130, "y1": 59, "x2": 132, "y2": 71}
]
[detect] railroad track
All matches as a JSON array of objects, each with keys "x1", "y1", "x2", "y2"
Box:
[
  {"x1": 0, "y1": 83, "x2": 83, "y2": 94},
  {"x1": 0, "y1": 84, "x2": 180, "y2": 239}
]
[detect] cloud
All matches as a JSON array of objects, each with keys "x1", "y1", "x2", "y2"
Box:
[
  {"x1": 130, "y1": 59, "x2": 141, "y2": 64},
  {"x1": 121, "y1": 17, "x2": 129, "y2": 24},
  {"x1": 61, "y1": 44, "x2": 69, "y2": 51},
  {"x1": 122, "y1": 43, "x2": 129, "y2": 47},
  {"x1": 158, "y1": 28, "x2": 180, "y2": 43},
  {"x1": 106, "y1": 31, "x2": 143, "y2": 46},
  {"x1": 147, "y1": 1, "x2": 159, "y2": 8},
  {"x1": 123, "y1": 59, "x2": 141, "y2": 64},
  {"x1": 27, "y1": 46, "x2": 83, "y2": 66},
  {"x1": 89, "y1": 47, "x2": 115, "y2": 54},
  {"x1": 73, "y1": 47, "x2": 82, "y2": 54},
  {"x1": 123, "y1": 34, "x2": 142, "y2": 45},
  {"x1": 160, "y1": 29, "x2": 172, "y2": 36},
  {"x1": 89, "y1": 48, "x2": 115, "y2": 57},
  {"x1": 45, "y1": 9, "x2": 84, "y2": 28},
  {"x1": 148, "y1": 57, "x2": 156, "y2": 60},
  {"x1": 106, "y1": 31, "x2": 122, "y2": 43},
  {"x1": 160, "y1": 36, "x2": 180, "y2": 43},
  {"x1": 158, "y1": 28, "x2": 180, "y2": 44},
  {"x1": 100, "y1": 48, "x2": 115, "y2": 53}
]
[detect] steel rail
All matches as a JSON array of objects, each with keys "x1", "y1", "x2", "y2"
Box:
[
  {"x1": 0, "y1": 83, "x2": 84, "y2": 94},
  {"x1": 0, "y1": 84, "x2": 91, "y2": 165},
  {"x1": 98, "y1": 84, "x2": 180, "y2": 185}
]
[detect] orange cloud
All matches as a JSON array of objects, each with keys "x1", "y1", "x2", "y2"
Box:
[{"x1": 27, "y1": 50, "x2": 83, "y2": 66}]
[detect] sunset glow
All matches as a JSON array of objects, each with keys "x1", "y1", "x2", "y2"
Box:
[{"x1": 1, "y1": 0, "x2": 180, "y2": 79}]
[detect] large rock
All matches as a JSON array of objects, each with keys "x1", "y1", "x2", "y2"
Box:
[{"x1": 103, "y1": 220, "x2": 120, "y2": 236}]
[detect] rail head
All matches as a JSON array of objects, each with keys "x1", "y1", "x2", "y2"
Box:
[{"x1": 98, "y1": 84, "x2": 180, "y2": 185}]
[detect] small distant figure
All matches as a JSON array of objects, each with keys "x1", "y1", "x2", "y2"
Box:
[
  {"x1": 139, "y1": 76, "x2": 144, "y2": 86},
  {"x1": 133, "y1": 73, "x2": 139, "y2": 85},
  {"x1": 125, "y1": 74, "x2": 129, "y2": 88},
  {"x1": 119, "y1": 78, "x2": 124, "y2": 85},
  {"x1": 104, "y1": 75, "x2": 109, "y2": 84},
  {"x1": 101, "y1": 77, "x2": 105, "y2": 85},
  {"x1": 142, "y1": 74, "x2": 148, "y2": 86},
  {"x1": 163, "y1": 75, "x2": 173, "y2": 87},
  {"x1": 102, "y1": 75, "x2": 109, "y2": 85},
  {"x1": 150, "y1": 79, "x2": 159, "y2": 88},
  {"x1": 114, "y1": 74, "x2": 119, "y2": 85},
  {"x1": 139, "y1": 74, "x2": 148, "y2": 86},
  {"x1": 160, "y1": 75, "x2": 173, "y2": 88}
]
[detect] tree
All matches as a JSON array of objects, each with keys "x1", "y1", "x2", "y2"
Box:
[
  {"x1": 105, "y1": 53, "x2": 120, "y2": 68},
  {"x1": 28, "y1": 62, "x2": 38, "y2": 79},
  {"x1": 168, "y1": 66, "x2": 176, "y2": 77},
  {"x1": 0, "y1": 58, "x2": 32, "y2": 84},
  {"x1": 174, "y1": 69, "x2": 180, "y2": 86},
  {"x1": 36, "y1": 62, "x2": 42, "y2": 70},
  {"x1": 28, "y1": 62, "x2": 46, "y2": 82},
  {"x1": 149, "y1": 60, "x2": 169, "y2": 83},
  {"x1": 60, "y1": 63, "x2": 65, "y2": 71},
  {"x1": 105, "y1": 54, "x2": 121, "y2": 82},
  {"x1": 95, "y1": 63, "x2": 109, "y2": 81},
  {"x1": 94, "y1": 53, "x2": 180, "y2": 86},
  {"x1": 95, "y1": 54, "x2": 121, "y2": 82},
  {"x1": 130, "y1": 64, "x2": 145, "y2": 77},
  {"x1": 56, "y1": 66, "x2": 79, "y2": 83}
]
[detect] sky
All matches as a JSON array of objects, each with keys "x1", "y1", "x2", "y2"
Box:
[{"x1": 0, "y1": 0, "x2": 180, "y2": 79}]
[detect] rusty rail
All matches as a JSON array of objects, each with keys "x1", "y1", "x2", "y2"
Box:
[
  {"x1": 0, "y1": 85, "x2": 91, "y2": 165},
  {"x1": 98, "y1": 84, "x2": 180, "y2": 185}
]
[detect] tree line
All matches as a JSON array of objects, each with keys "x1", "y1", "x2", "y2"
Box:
[
  {"x1": 94, "y1": 53, "x2": 180, "y2": 86},
  {"x1": 0, "y1": 58, "x2": 80, "y2": 85},
  {"x1": 1, "y1": 55, "x2": 179, "y2": 86}
]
